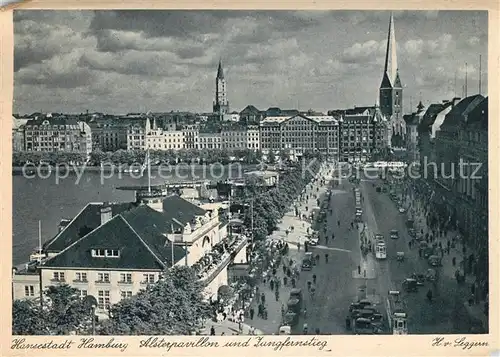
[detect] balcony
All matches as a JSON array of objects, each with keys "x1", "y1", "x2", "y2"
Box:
[
  {"x1": 117, "y1": 280, "x2": 133, "y2": 286},
  {"x1": 194, "y1": 234, "x2": 248, "y2": 286},
  {"x1": 72, "y1": 279, "x2": 88, "y2": 284},
  {"x1": 95, "y1": 280, "x2": 111, "y2": 285}
]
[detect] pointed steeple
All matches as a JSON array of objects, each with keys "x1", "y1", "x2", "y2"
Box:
[
  {"x1": 383, "y1": 12, "x2": 398, "y2": 87},
  {"x1": 417, "y1": 101, "x2": 424, "y2": 112},
  {"x1": 217, "y1": 59, "x2": 224, "y2": 79}
]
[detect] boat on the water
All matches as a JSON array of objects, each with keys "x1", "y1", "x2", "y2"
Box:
[{"x1": 29, "y1": 221, "x2": 47, "y2": 263}]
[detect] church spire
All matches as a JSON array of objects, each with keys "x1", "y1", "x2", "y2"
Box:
[
  {"x1": 383, "y1": 12, "x2": 398, "y2": 87},
  {"x1": 217, "y1": 59, "x2": 224, "y2": 79}
]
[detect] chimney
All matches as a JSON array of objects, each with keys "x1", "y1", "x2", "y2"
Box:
[
  {"x1": 100, "y1": 204, "x2": 112, "y2": 225},
  {"x1": 452, "y1": 97, "x2": 462, "y2": 107}
]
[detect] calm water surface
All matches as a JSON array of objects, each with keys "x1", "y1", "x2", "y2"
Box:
[{"x1": 12, "y1": 165, "x2": 249, "y2": 265}]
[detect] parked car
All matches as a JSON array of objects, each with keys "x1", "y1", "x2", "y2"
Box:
[
  {"x1": 307, "y1": 235, "x2": 319, "y2": 246},
  {"x1": 398, "y1": 207, "x2": 406, "y2": 213},
  {"x1": 402, "y1": 278, "x2": 418, "y2": 292},
  {"x1": 390, "y1": 229, "x2": 399, "y2": 239},
  {"x1": 410, "y1": 273, "x2": 426, "y2": 286}
]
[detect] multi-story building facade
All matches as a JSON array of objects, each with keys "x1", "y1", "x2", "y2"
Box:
[
  {"x1": 246, "y1": 125, "x2": 260, "y2": 151},
  {"x1": 455, "y1": 97, "x2": 488, "y2": 287},
  {"x1": 213, "y1": 60, "x2": 229, "y2": 115},
  {"x1": 126, "y1": 121, "x2": 147, "y2": 151},
  {"x1": 144, "y1": 118, "x2": 184, "y2": 151},
  {"x1": 13, "y1": 192, "x2": 248, "y2": 314},
  {"x1": 199, "y1": 132, "x2": 222, "y2": 149},
  {"x1": 221, "y1": 125, "x2": 248, "y2": 150},
  {"x1": 12, "y1": 117, "x2": 28, "y2": 152},
  {"x1": 89, "y1": 119, "x2": 128, "y2": 152},
  {"x1": 24, "y1": 117, "x2": 92, "y2": 156},
  {"x1": 336, "y1": 106, "x2": 387, "y2": 162},
  {"x1": 418, "y1": 94, "x2": 488, "y2": 297},
  {"x1": 404, "y1": 101, "x2": 425, "y2": 162},
  {"x1": 417, "y1": 100, "x2": 455, "y2": 179},
  {"x1": 379, "y1": 14, "x2": 405, "y2": 148},
  {"x1": 260, "y1": 113, "x2": 339, "y2": 158},
  {"x1": 182, "y1": 124, "x2": 200, "y2": 149}
]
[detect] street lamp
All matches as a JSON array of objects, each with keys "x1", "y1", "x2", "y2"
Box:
[{"x1": 83, "y1": 295, "x2": 98, "y2": 335}]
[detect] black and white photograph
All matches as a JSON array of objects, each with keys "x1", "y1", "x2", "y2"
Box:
[{"x1": 10, "y1": 9, "x2": 489, "y2": 337}]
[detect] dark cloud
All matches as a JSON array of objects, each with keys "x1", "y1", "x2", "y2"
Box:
[
  {"x1": 79, "y1": 51, "x2": 191, "y2": 78},
  {"x1": 17, "y1": 67, "x2": 96, "y2": 88}
]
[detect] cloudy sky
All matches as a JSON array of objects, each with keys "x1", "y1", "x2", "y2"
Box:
[{"x1": 13, "y1": 10, "x2": 487, "y2": 115}]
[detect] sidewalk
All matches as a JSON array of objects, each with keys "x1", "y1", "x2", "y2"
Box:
[
  {"x1": 244, "y1": 165, "x2": 333, "y2": 334},
  {"x1": 201, "y1": 319, "x2": 264, "y2": 336},
  {"x1": 409, "y1": 188, "x2": 488, "y2": 331}
]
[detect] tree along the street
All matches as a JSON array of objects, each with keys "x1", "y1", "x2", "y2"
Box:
[
  {"x1": 14, "y1": 148, "x2": 265, "y2": 167},
  {"x1": 100, "y1": 266, "x2": 211, "y2": 335},
  {"x1": 240, "y1": 158, "x2": 321, "y2": 241},
  {"x1": 12, "y1": 284, "x2": 94, "y2": 335}
]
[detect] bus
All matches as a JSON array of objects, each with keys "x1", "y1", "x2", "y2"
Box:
[
  {"x1": 375, "y1": 241, "x2": 387, "y2": 259},
  {"x1": 386, "y1": 290, "x2": 408, "y2": 335}
]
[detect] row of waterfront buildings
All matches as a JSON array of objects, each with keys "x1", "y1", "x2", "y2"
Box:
[{"x1": 12, "y1": 107, "x2": 391, "y2": 163}]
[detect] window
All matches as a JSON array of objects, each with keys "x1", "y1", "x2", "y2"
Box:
[
  {"x1": 24, "y1": 285, "x2": 35, "y2": 297},
  {"x1": 143, "y1": 274, "x2": 155, "y2": 284},
  {"x1": 105, "y1": 249, "x2": 120, "y2": 257},
  {"x1": 78, "y1": 289, "x2": 88, "y2": 298},
  {"x1": 53, "y1": 272, "x2": 65, "y2": 281},
  {"x1": 92, "y1": 249, "x2": 120, "y2": 257},
  {"x1": 120, "y1": 273, "x2": 132, "y2": 283},
  {"x1": 92, "y1": 249, "x2": 106, "y2": 257},
  {"x1": 97, "y1": 272, "x2": 110, "y2": 283},
  {"x1": 97, "y1": 290, "x2": 110, "y2": 310},
  {"x1": 121, "y1": 291, "x2": 133, "y2": 300},
  {"x1": 75, "y1": 272, "x2": 87, "y2": 282}
]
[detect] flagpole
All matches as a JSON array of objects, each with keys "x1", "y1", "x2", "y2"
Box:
[
  {"x1": 38, "y1": 220, "x2": 42, "y2": 264},
  {"x1": 170, "y1": 223, "x2": 175, "y2": 267},
  {"x1": 147, "y1": 149, "x2": 151, "y2": 194}
]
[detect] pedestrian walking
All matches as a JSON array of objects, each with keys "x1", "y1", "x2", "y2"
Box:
[
  {"x1": 275, "y1": 289, "x2": 280, "y2": 301},
  {"x1": 210, "y1": 326, "x2": 215, "y2": 336},
  {"x1": 358, "y1": 265, "x2": 361, "y2": 275},
  {"x1": 261, "y1": 292, "x2": 266, "y2": 305},
  {"x1": 297, "y1": 242, "x2": 301, "y2": 251},
  {"x1": 338, "y1": 220, "x2": 340, "y2": 227},
  {"x1": 249, "y1": 307, "x2": 254, "y2": 320},
  {"x1": 283, "y1": 276, "x2": 288, "y2": 286},
  {"x1": 270, "y1": 279, "x2": 274, "y2": 291},
  {"x1": 291, "y1": 277, "x2": 296, "y2": 288}
]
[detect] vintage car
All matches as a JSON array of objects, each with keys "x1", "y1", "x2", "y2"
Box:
[{"x1": 390, "y1": 229, "x2": 399, "y2": 239}]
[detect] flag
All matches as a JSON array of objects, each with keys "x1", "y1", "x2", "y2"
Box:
[{"x1": 141, "y1": 150, "x2": 149, "y2": 176}]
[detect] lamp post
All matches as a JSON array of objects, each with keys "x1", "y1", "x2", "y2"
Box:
[{"x1": 82, "y1": 295, "x2": 98, "y2": 335}]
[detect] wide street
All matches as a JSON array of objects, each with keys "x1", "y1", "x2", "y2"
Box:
[
  {"x1": 359, "y1": 171, "x2": 482, "y2": 334},
  {"x1": 287, "y1": 166, "x2": 483, "y2": 335},
  {"x1": 293, "y1": 177, "x2": 369, "y2": 334}
]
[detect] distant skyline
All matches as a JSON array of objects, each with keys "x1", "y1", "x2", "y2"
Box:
[{"x1": 13, "y1": 10, "x2": 488, "y2": 115}]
